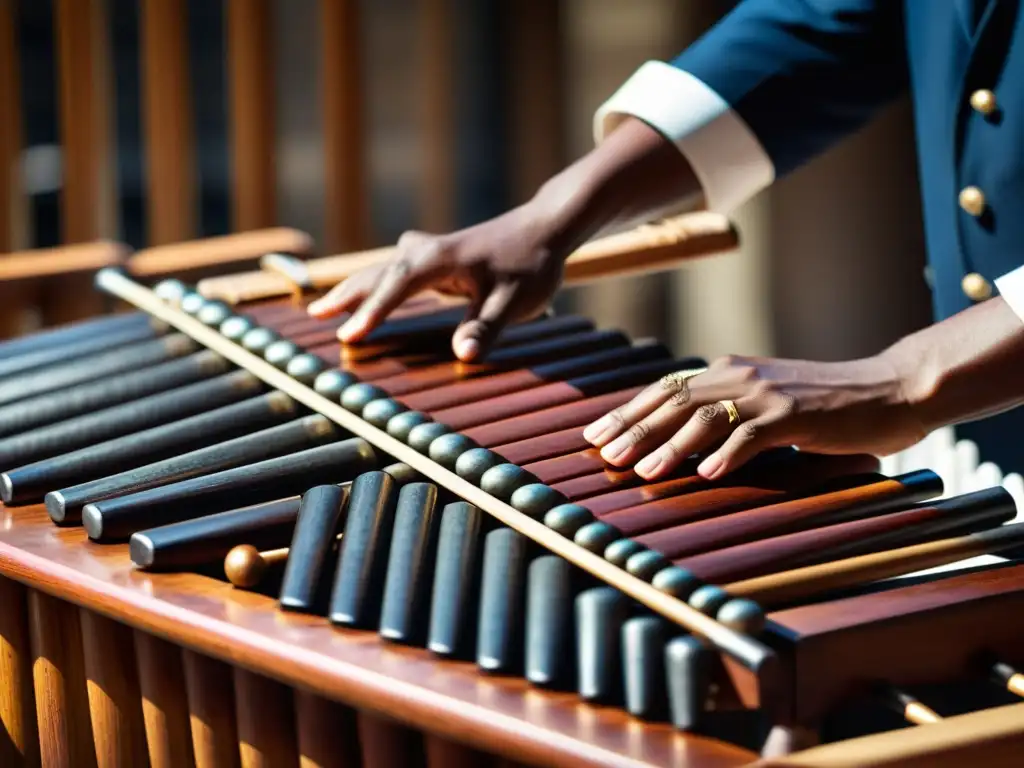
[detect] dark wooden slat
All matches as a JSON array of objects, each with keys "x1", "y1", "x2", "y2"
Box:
[
  {"x1": 183, "y1": 650, "x2": 240, "y2": 768},
  {"x1": 28, "y1": 590, "x2": 97, "y2": 768},
  {"x1": 234, "y1": 669, "x2": 298, "y2": 767},
  {"x1": 50, "y1": 0, "x2": 114, "y2": 325},
  {"x1": 80, "y1": 611, "x2": 150, "y2": 767},
  {"x1": 321, "y1": 0, "x2": 368, "y2": 251},
  {"x1": 139, "y1": 0, "x2": 195, "y2": 244},
  {"x1": 227, "y1": 0, "x2": 276, "y2": 231},
  {"x1": 0, "y1": 576, "x2": 38, "y2": 767},
  {"x1": 134, "y1": 632, "x2": 195, "y2": 768},
  {"x1": 418, "y1": 0, "x2": 454, "y2": 233},
  {"x1": 0, "y1": 506, "x2": 756, "y2": 768},
  {"x1": 0, "y1": 0, "x2": 25, "y2": 253}
]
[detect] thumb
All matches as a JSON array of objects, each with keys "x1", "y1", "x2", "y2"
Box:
[{"x1": 452, "y1": 280, "x2": 523, "y2": 361}]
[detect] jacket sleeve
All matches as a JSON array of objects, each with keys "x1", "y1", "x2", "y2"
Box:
[{"x1": 595, "y1": 0, "x2": 908, "y2": 213}]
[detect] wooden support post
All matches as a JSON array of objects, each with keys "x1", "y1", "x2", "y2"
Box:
[
  {"x1": 321, "y1": 0, "x2": 368, "y2": 252},
  {"x1": 140, "y1": 0, "x2": 195, "y2": 245},
  {"x1": 418, "y1": 0, "x2": 455, "y2": 233},
  {"x1": 227, "y1": 0, "x2": 276, "y2": 232}
]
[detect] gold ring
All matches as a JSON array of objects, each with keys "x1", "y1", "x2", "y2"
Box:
[{"x1": 720, "y1": 399, "x2": 740, "y2": 425}]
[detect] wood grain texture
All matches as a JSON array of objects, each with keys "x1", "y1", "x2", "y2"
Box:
[
  {"x1": 726, "y1": 523, "x2": 1024, "y2": 607},
  {"x1": 129, "y1": 228, "x2": 315, "y2": 277},
  {"x1": 772, "y1": 564, "x2": 1024, "y2": 724},
  {"x1": 139, "y1": 0, "x2": 194, "y2": 244},
  {"x1": 493, "y1": 427, "x2": 593, "y2": 467},
  {"x1": 0, "y1": 242, "x2": 128, "y2": 281},
  {"x1": 464, "y1": 387, "x2": 646, "y2": 448},
  {"x1": 0, "y1": 576, "x2": 38, "y2": 767},
  {"x1": 322, "y1": 0, "x2": 369, "y2": 251},
  {"x1": 754, "y1": 701, "x2": 1024, "y2": 767},
  {"x1": 0, "y1": 0, "x2": 26, "y2": 253},
  {"x1": 0, "y1": 504, "x2": 754, "y2": 768},
  {"x1": 28, "y1": 590, "x2": 97, "y2": 768},
  {"x1": 133, "y1": 631, "x2": 194, "y2": 768},
  {"x1": 54, "y1": 0, "x2": 116, "y2": 244},
  {"x1": 294, "y1": 689, "x2": 360, "y2": 768},
  {"x1": 502, "y1": 0, "x2": 564, "y2": 205},
  {"x1": 418, "y1": 0, "x2": 455, "y2": 233},
  {"x1": 234, "y1": 668, "x2": 298, "y2": 768},
  {"x1": 50, "y1": 0, "x2": 114, "y2": 325},
  {"x1": 80, "y1": 611, "x2": 150, "y2": 768},
  {"x1": 183, "y1": 650, "x2": 240, "y2": 768},
  {"x1": 635, "y1": 473, "x2": 940, "y2": 559},
  {"x1": 227, "y1": 0, "x2": 276, "y2": 231}
]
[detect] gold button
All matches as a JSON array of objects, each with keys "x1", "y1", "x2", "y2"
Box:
[
  {"x1": 959, "y1": 186, "x2": 986, "y2": 216},
  {"x1": 962, "y1": 272, "x2": 992, "y2": 301},
  {"x1": 970, "y1": 89, "x2": 997, "y2": 115}
]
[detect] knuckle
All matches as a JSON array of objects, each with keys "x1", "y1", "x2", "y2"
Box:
[
  {"x1": 739, "y1": 421, "x2": 760, "y2": 441},
  {"x1": 661, "y1": 440, "x2": 681, "y2": 458},
  {"x1": 710, "y1": 354, "x2": 736, "y2": 371},
  {"x1": 607, "y1": 409, "x2": 626, "y2": 429},
  {"x1": 773, "y1": 391, "x2": 799, "y2": 417},
  {"x1": 627, "y1": 421, "x2": 651, "y2": 444},
  {"x1": 751, "y1": 379, "x2": 778, "y2": 398},
  {"x1": 396, "y1": 230, "x2": 427, "y2": 249},
  {"x1": 695, "y1": 403, "x2": 721, "y2": 425},
  {"x1": 670, "y1": 385, "x2": 692, "y2": 407}
]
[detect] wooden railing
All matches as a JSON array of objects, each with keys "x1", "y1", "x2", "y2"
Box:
[{"x1": 0, "y1": 0, "x2": 566, "y2": 333}]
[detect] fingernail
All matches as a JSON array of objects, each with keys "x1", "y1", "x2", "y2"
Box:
[
  {"x1": 307, "y1": 300, "x2": 323, "y2": 315},
  {"x1": 456, "y1": 338, "x2": 480, "y2": 361},
  {"x1": 601, "y1": 436, "x2": 631, "y2": 464},
  {"x1": 698, "y1": 454, "x2": 723, "y2": 479},
  {"x1": 338, "y1": 318, "x2": 362, "y2": 342},
  {"x1": 583, "y1": 415, "x2": 617, "y2": 446},
  {"x1": 635, "y1": 452, "x2": 664, "y2": 478}
]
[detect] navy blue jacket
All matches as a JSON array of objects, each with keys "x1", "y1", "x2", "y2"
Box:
[
  {"x1": 666, "y1": 0, "x2": 1024, "y2": 468},
  {"x1": 674, "y1": 0, "x2": 1023, "y2": 322}
]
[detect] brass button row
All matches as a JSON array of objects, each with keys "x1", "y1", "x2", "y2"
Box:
[
  {"x1": 970, "y1": 88, "x2": 997, "y2": 115},
  {"x1": 959, "y1": 90, "x2": 998, "y2": 301}
]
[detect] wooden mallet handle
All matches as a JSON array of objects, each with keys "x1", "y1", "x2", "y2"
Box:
[
  {"x1": 128, "y1": 227, "x2": 315, "y2": 277},
  {"x1": 0, "y1": 240, "x2": 129, "y2": 281},
  {"x1": 195, "y1": 211, "x2": 738, "y2": 304}
]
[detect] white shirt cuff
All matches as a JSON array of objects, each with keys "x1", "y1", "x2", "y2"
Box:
[
  {"x1": 593, "y1": 61, "x2": 774, "y2": 215},
  {"x1": 996, "y1": 266, "x2": 1024, "y2": 323}
]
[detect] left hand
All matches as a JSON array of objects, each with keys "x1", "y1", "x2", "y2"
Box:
[{"x1": 582, "y1": 353, "x2": 927, "y2": 482}]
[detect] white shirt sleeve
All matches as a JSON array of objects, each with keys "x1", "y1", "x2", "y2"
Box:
[
  {"x1": 593, "y1": 61, "x2": 774, "y2": 215},
  {"x1": 996, "y1": 266, "x2": 1024, "y2": 324}
]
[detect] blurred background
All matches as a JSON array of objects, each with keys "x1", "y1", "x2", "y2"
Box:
[{"x1": 1, "y1": 0, "x2": 933, "y2": 362}]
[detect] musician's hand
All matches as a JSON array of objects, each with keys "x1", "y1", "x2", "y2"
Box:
[
  {"x1": 582, "y1": 354, "x2": 927, "y2": 482},
  {"x1": 307, "y1": 203, "x2": 572, "y2": 362}
]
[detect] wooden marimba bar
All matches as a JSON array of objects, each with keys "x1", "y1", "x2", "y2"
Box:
[{"x1": 1, "y1": 215, "x2": 1024, "y2": 765}]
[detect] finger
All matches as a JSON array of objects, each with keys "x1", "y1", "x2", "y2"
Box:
[
  {"x1": 451, "y1": 279, "x2": 523, "y2": 361},
  {"x1": 307, "y1": 270, "x2": 377, "y2": 319},
  {"x1": 696, "y1": 409, "x2": 781, "y2": 480},
  {"x1": 597, "y1": 377, "x2": 713, "y2": 466},
  {"x1": 583, "y1": 370, "x2": 699, "y2": 449},
  {"x1": 338, "y1": 259, "x2": 441, "y2": 343},
  {"x1": 634, "y1": 399, "x2": 761, "y2": 480}
]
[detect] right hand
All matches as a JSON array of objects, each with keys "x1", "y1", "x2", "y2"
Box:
[{"x1": 308, "y1": 202, "x2": 573, "y2": 362}]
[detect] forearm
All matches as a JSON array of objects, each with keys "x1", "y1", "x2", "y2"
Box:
[
  {"x1": 882, "y1": 297, "x2": 1024, "y2": 432},
  {"x1": 530, "y1": 117, "x2": 704, "y2": 255}
]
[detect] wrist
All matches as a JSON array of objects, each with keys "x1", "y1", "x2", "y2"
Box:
[
  {"x1": 877, "y1": 335, "x2": 941, "y2": 433},
  {"x1": 529, "y1": 117, "x2": 705, "y2": 255}
]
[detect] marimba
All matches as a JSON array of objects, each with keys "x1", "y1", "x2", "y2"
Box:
[{"x1": 1, "y1": 218, "x2": 1024, "y2": 768}]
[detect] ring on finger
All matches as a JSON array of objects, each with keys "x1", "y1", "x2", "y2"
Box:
[{"x1": 719, "y1": 399, "x2": 741, "y2": 425}]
